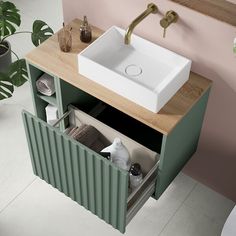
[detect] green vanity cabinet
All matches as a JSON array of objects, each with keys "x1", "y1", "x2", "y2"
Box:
[
  {"x1": 22, "y1": 61, "x2": 211, "y2": 233},
  {"x1": 22, "y1": 19, "x2": 212, "y2": 233}
]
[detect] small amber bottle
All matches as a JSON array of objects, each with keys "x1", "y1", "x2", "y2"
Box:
[{"x1": 80, "y1": 16, "x2": 92, "y2": 43}]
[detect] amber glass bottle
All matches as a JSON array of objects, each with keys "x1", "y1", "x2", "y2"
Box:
[{"x1": 80, "y1": 16, "x2": 92, "y2": 43}]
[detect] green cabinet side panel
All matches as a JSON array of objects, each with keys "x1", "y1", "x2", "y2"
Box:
[
  {"x1": 22, "y1": 110, "x2": 129, "y2": 233},
  {"x1": 26, "y1": 62, "x2": 48, "y2": 121},
  {"x1": 155, "y1": 89, "x2": 211, "y2": 199}
]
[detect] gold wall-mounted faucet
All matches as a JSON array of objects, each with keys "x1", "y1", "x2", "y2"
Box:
[
  {"x1": 160, "y1": 10, "x2": 178, "y2": 38},
  {"x1": 124, "y1": 3, "x2": 158, "y2": 45}
]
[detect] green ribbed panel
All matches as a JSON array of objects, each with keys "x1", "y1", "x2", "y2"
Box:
[{"x1": 22, "y1": 110, "x2": 128, "y2": 233}]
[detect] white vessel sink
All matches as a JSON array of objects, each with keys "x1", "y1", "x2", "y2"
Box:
[{"x1": 78, "y1": 26, "x2": 191, "y2": 113}]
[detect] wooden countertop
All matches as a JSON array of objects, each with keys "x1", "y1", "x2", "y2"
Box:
[{"x1": 25, "y1": 19, "x2": 212, "y2": 135}]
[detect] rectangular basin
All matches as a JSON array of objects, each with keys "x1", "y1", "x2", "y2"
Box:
[{"x1": 78, "y1": 26, "x2": 191, "y2": 113}]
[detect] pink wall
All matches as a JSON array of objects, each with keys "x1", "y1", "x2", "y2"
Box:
[{"x1": 62, "y1": 0, "x2": 236, "y2": 201}]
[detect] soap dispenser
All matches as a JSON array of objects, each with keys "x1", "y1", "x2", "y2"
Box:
[
  {"x1": 80, "y1": 16, "x2": 92, "y2": 43},
  {"x1": 101, "y1": 138, "x2": 131, "y2": 171}
]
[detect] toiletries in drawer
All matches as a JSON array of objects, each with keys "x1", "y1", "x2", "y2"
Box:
[
  {"x1": 99, "y1": 152, "x2": 111, "y2": 160},
  {"x1": 129, "y1": 163, "x2": 143, "y2": 190},
  {"x1": 101, "y1": 138, "x2": 131, "y2": 171}
]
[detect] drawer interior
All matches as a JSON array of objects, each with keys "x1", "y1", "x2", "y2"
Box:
[
  {"x1": 69, "y1": 105, "x2": 158, "y2": 176},
  {"x1": 69, "y1": 106, "x2": 160, "y2": 223},
  {"x1": 94, "y1": 104, "x2": 163, "y2": 154}
]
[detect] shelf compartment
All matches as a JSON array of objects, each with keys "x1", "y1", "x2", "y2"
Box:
[{"x1": 37, "y1": 93, "x2": 57, "y2": 106}]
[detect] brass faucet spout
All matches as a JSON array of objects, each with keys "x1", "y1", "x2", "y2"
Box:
[{"x1": 124, "y1": 3, "x2": 158, "y2": 45}]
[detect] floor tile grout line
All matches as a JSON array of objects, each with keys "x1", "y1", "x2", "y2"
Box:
[
  {"x1": 0, "y1": 177, "x2": 37, "y2": 215},
  {"x1": 157, "y1": 181, "x2": 198, "y2": 236}
]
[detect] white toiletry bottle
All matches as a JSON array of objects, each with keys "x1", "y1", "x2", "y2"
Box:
[
  {"x1": 129, "y1": 163, "x2": 143, "y2": 190},
  {"x1": 101, "y1": 138, "x2": 131, "y2": 171}
]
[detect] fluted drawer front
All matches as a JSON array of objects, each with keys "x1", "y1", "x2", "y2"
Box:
[{"x1": 22, "y1": 110, "x2": 128, "y2": 233}]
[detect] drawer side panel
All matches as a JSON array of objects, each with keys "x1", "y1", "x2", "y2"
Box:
[{"x1": 22, "y1": 110, "x2": 128, "y2": 233}]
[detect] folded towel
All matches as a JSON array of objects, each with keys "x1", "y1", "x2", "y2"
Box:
[
  {"x1": 90, "y1": 139, "x2": 107, "y2": 153},
  {"x1": 67, "y1": 124, "x2": 107, "y2": 153},
  {"x1": 45, "y1": 104, "x2": 58, "y2": 125},
  {"x1": 64, "y1": 126, "x2": 74, "y2": 135},
  {"x1": 36, "y1": 73, "x2": 55, "y2": 96},
  {"x1": 68, "y1": 127, "x2": 80, "y2": 139},
  {"x1": 74, "y1": 125, "x2": 100, "y2": 147}
]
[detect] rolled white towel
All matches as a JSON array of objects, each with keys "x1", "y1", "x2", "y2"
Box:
[
  {"x1": 36, "y1": 73, "x2": 55, "y2": 96},
  {"x1": 45, "y1": 104, "x2": 58, "y2": 125}
]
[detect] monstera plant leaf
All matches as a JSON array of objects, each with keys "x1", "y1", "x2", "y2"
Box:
[
  {"x1": 8, "y1": 59, "x2": 28, "y2": 87},
  {"x1": 0, "y1": 72, "x2": 14, "y2": 100},
  {"x1": 31, "y1": 20, "x2": 54, "y2": 46},
  {"x1": 0, "y1": 1, "x2": 21, "y2": 37}
]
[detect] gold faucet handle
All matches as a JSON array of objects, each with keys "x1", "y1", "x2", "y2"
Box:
[
  {"x1": 163, "y1": 28, "x2": 167, "y2": 38},
  {"x1": 166, "y1": 10, "x2": 178, "y2": 23},
  {"x1": 160, "y1": 18, "x2": 169, "y2": 38},
  {"x1": 160, "y1": 10, "x2": 178, "y2": 38},
  {"x1": 160, "y1": 18, "x2": 169, "y2": 29}
]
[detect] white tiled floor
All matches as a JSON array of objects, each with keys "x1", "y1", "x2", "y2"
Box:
[{"x1": 0, "y1": 1, "x2": 235, "y2": 236}]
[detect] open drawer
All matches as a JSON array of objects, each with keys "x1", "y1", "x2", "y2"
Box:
[{"x1": 22, "y1": 108, "x2": 159, "y2": 233}]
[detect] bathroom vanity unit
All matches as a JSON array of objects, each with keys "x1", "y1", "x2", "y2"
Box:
[{"x1": 23, "y1": 19, "x2": 212, "y2": 233}]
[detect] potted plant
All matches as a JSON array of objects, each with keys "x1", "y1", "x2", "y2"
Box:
[{"x1": 0, "y1": 0, "x2": 54, "y2": 100}]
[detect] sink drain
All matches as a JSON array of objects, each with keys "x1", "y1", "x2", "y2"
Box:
[{"x1": 125, "y1": 64, "x2": 142, "y2": 77}]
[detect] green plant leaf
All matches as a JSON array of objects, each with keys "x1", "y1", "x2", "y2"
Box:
[
  {"x1": 0, "y1": 72, "x2": 14, "y2": 100},
  {"x1": 8, "y1": 59, "x2": 28, "y2": 87},
  {"x1": 31, "y1": 20, "x2": 54, "y2": 46},
  {"x1": 0, "y1": 1, "x2": 21, "y2": 37}
]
